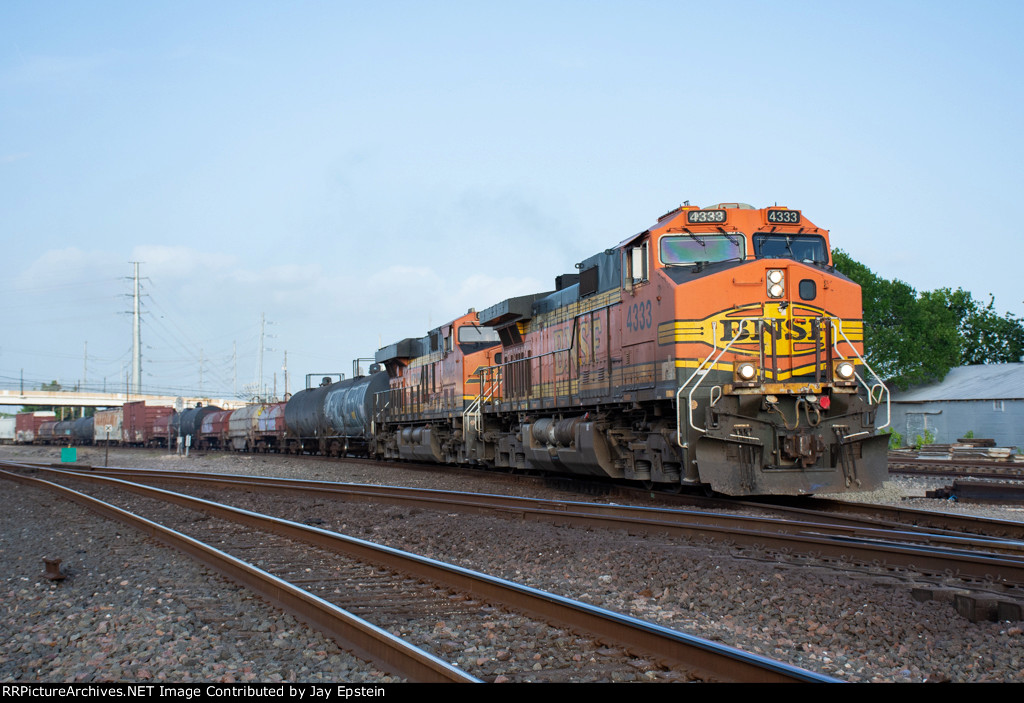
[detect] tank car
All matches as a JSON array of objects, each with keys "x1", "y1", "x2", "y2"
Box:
[
  {"x1": 375, "y1": 201, "x2": 889, "y2": 496},
  {"x1": 227, "y1": 402, "x2": 287, "y2": 452},
  {"x1": 198, "y1": 409, "x2": 232, "y2": 450},
  {"x1": 48, "y1": 417, "x2": 93, "y2": 445},
  {"x1": 284, "y1": 373, "x2": 389, "y2": 456},
  {"x1": 71, "y1": 416, "x2": 94, "y2": 445},
  {"x1": 172, "y1": 404, "x2": 222, "y2": 448},
  {"x1": 53, "y1": 419, "x2": 76, "y2": 444},
  {"x1": 36, "y1": 420, "x2": 56, "y2": 445},
  {"x1": 253, "y1": 402, "x2": 287, "y2": 452}
]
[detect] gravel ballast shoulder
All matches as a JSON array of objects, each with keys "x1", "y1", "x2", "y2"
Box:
[
  {"x1": 0, "y1": 474, "x2": 398, "y2": 683},
  {"x1": 2, "y1": 445, "x2": 1023, "y2": 683}
]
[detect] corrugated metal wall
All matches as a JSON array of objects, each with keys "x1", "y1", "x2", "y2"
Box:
[{"x1": 890, "y1": 399, "x2": 1024, "y2": 449}]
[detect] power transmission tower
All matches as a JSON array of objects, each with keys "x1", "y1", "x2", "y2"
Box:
[
  {"x1": 258, "y1": 313, "x2": 265, "y2": 400},
  {"x1": 130, "y1": 262, "x2": 142, "y2": 394}
]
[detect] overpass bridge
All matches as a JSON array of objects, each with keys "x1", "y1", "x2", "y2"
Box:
[{"x1": 0, "y1": 389, "x2": 249, "y2": 411}]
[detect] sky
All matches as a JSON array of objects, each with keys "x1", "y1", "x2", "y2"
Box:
[{"x1": 2, "y1": 0, "x2": 1022, "y2": 404}]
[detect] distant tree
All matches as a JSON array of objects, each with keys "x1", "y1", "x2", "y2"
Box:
[
  {"x1": 833, "y1": 250, "x2": 1024, "y2": 389},
  {"x1": 931, "y1": 288, "x2": 1024, "y2": 365},
  {"x1": 832, "y1": 250, "x2": 959, "y2": 389}
]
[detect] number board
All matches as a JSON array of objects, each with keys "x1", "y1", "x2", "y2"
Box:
[
  {"x1": 766, "y1": 209, "x2": 801, "y2": 224},
  {"x1": 686, "y1": 209, "x2": 726, "y2": 224}
]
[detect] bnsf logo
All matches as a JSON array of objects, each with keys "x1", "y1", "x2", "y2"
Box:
[
  {"x1": 658, "y1": 305, "x2": 862, "y2": 357},
  {"x1": 720, "y1": 318, "x2": 817, "y2": 343}
]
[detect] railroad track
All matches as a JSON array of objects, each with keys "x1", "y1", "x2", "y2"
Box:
[
  {"x1": 25, "y1": 462, "x2": 1024, "y2": 585},
  {"x1": 752, "y1": 494, "x2": 1024, "y2": 541},
  {"x1": 0, "y1": 462, "x2": 834, "y2": 683},
  {"x1": 11, "y1": 458, "x2": 1024, "y2": 628},
  {"x1": 888, "y1": 455, "x2": 1024, "y2": 480}
]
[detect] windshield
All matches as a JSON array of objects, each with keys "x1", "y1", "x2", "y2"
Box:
[
  {"x1": 458, "y1": 325, "x2": 500, "y2": 344},
  {"x1": 753, "y1": 233, "x2": 828, "y2": 264},
  {"x1": 457, "y1": 324, "x2": 501, "y2": 354},
  {"x1": 660, "y1": 234, "x2": 746, "y2": 265}
]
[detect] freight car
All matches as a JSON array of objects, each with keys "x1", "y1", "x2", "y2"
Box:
[
  {"x1": 0, "y1": 417, "x2": 14, "y2": 444},
  {"x1": 94, "y1": 408, "x2": 123, "y2": 445},
  {"x1": 228, "y1": 402, "x2": 287, "y2": 452},
  {"x1": 71, "y1": 416, "x2": 94, "y2": 445},
  {"x1": 284, "y1": 373, "x2": 389, "y2": 456},
  {"x1": 172, "y1": 404, "x2": 222, "y2": 449},
  {"x1": 373, "y1": 202, "x2": 890, "y2": 496},
  {"x1": 15, "y1": 411, "x2": 56, "y2": 443},
  {"x1": 37, "y1": 416, "x2": 94, "y2": 445},
  {"x1": 198, "y1": 409, "x2": 232, "y2": 450},
  {"x1": 37, "y1": 420, "x2": 56, "y2": 444}
]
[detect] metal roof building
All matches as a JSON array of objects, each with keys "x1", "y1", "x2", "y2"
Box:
[{"x1": 888, "y1": 363, "x2": 1024, "y2": 449}]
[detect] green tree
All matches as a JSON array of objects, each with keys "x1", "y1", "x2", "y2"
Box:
[
  {"x1": 833, "y1": 250, "x2": 1024, "y2": 389},
  {"x1": 931, "y1": 288, "x2": 1024, "y2": 364},
  {"x1": 832, "y1": 250, "x2": 959, "y2": 389}
]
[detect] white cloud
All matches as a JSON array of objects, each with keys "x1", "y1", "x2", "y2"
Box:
[
  {"x1": 16, "y1": 248, "x2": 118, "y2": 288},
  {"x1": 129, "y1": 245, "x2": 239, "y2": 281}
]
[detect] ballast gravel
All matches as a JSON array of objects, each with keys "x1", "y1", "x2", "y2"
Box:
[
  {"x1": 2, "y1": 445, "x2": 1023, "y2": 683},
  {"x1": 0, "y1": 479, "x2": 400, "y2": 684}
]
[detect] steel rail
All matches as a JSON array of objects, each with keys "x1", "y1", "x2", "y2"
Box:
[
  {"x1": 769, "y1": 495, "x2": 1024, "y2": 543},
  {"x1": 0, "y1": 463, "x2": 838, "y2": 683},
  {"x1": 38, "y1": 463, "x2": 1024, "y2": 562},
  {"x1": 0, "y1": 468, "x2": 478, "y2": 683}
]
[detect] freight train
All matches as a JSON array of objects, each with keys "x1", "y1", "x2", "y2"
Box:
[{"x1": 14, "y1": 202, "x2": 890, "y2": 496}]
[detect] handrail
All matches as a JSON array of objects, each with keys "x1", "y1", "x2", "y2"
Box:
[
  {"x1": 826, "y1": 317, "x2": 891, "y2": 430},
  {"x1": 675, "y1": 322, "x2": 747, "y2": 447},
  {"x1": 674, "y1": 315, "x2": 892, "y2": 448},
  {"x1": 463, "y1": 370, "x2": 502, "y2": 433}
]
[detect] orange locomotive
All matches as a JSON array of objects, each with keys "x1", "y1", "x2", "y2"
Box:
[{"x1": 374, "y1": 202, "x2": 889, "y2": 495}]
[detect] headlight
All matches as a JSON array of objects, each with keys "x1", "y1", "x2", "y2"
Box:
[
  {"x1": 835, "y1": 360, "x2": 856, "y2": 380},
  {"x1": 767, "y1": 269, "x2": 785, "y2": 298},
  {"x1": 735, "y1": 362, "x2": 758, "y2": 382}
]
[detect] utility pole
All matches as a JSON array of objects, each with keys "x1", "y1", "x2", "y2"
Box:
[
  {"x1": 258, "y1": 313, "x2": 265, "y2": 401},
  {"x1": 83, "y1": 341, "x2": 87, "y2": 390},
  {"x1": 283, "y1": 351, "x2": 288, "y2": 398},
  {"x1": 130, "y1": 262, "x2": 142, "y2": 394}
]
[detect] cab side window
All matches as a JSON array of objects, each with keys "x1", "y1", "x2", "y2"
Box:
[{"x1": 624, "y1": 241, "x2": 648, "y2": 288}]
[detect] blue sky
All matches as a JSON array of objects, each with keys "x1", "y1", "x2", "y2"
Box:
[{"x1": 2, "y1": 1, "x2": 1022, "y2": 402}]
